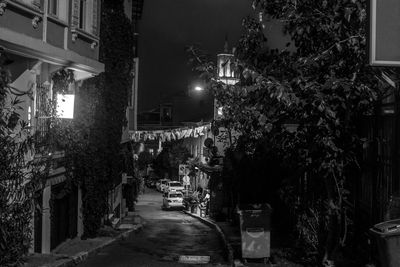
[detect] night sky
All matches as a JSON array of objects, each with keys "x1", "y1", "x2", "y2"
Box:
[{"x1": 137, "y1": 0, "x2": 253, "y2": 112}]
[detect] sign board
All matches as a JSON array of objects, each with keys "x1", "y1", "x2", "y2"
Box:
[
  {"x1": 370, "y1": 0, "x2": 400, "y2": 66},
  {"x1": 178, "y1": 255, "x2": 210, "y2": 264},
  {"x1": 179, "y1": 164, "x2": 190, "y2": 176},
  {"x1": 182, "y1": 175, "x2": 190, "y2": 186}
]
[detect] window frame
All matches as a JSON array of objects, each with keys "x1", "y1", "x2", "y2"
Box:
[
  {"x1": 78, "y1": 0, "x2": 86, "y2": 30},
  {"x1": 48, "y1": 0, "x2": 58, "y2": 16}
]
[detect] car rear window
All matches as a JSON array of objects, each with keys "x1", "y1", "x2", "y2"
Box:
[
  {"x1": 169, "y1": 193, "x2": 182, "y2": 198},
  {"x1": 169, "y1": 182, "x2": 181, "y2": 186}
]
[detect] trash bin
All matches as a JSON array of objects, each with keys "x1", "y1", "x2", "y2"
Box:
[
  {"x1": 238, "y1": 203, "x2": 272, "y2": 261},
  {"x1": 370, "y1": 219, "x2": 400, "y2": 267}
]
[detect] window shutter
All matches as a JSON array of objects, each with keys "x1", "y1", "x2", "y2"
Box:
[
  {"x1": 71, "y1": 0, "x2": 80, "y2": 28},
  {"x1": 92, "y1": 0, "x2": 98, "y2": 35}
]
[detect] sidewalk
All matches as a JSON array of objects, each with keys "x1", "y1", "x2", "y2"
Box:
[
  {"x1": 183, "y1": 209, "x2": 303, "y2": 267},
  {"x1": 24, "y1": 214, "x2": 143, "y2": 267}
]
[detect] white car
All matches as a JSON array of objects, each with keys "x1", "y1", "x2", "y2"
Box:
[
  {"x1": 162, "y1": 191, "x2": 184, "y2": 210},
  {"x1": 165, "y1": 181, "x2": 184, "y2": 193},
  {"x1": 158, "y1": 179, "x2": 170, "y2": 192}
]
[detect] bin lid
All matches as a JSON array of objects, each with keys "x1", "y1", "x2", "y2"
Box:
[
  {"x1": 238, "y1": 203, "x2": 272, "y2": 212},
  {"x1": 371, "y1": 219, "x2": 400, "y2": 235}
]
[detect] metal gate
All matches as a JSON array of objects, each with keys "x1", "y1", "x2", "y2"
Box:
[{"x1": 50, "y1": 183, "x2": 78, "y2": 250}]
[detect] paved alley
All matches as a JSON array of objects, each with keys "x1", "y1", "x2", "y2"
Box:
[{"x1": 77, "y1": 189, "x2": 227, "y2": 267}]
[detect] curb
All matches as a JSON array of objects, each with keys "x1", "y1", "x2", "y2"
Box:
[
  {"x1": 183, "y1": 211, "x2": 234, "y2": 266},
  {"x1": 40, "y1": 224, "x2": 143, "y2": 267}
]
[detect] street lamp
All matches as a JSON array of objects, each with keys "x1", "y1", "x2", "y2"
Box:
[{"x1": 194, "y1": 86, "x2": 203, "y2": 91}]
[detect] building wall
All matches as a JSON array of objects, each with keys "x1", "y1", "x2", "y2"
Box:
[
  {"x1": 46, "y1": 19, "x2": 66, "y2": 49},
  {"x1": 0, "y1": 7, "x2": 43, "y2": 39},
  {"x1": 1, "y1": 0, "x2": 103, "y2": 254},
  {"x1": 1, "y1": 0, "x2": 101, "y2": 61}
]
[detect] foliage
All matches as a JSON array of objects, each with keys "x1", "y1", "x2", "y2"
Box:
[
  {"x1": 153, "y1": 141, "x2": 191, "y2": 180},
  {"x1": 51, "y1": 69, "x2": 75, "y2": 94},
  {"x1": 137, "y1": 151, "x2": 153, "y2": 171},
  {"x1": 0, "y1": 57, "x2": 49, "y2": 265},
  {"x1": 53, "y1": 0, "x2": 135, "y2": 238},
  {"x1": 188, "y1": 0, "x2": 383, "y2": 264}
]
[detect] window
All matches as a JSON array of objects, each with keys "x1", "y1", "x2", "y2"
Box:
[
  {"x1": 28, "y1": 106, "x2": 32, "y2": 127},
  {"x1": 48, "y1": 0, "x2": 57, "y2": 16},
  {"x1": 79, "y1": 0, "x2": 86, "y2": 30},
  {"x1": 71, "y1": 0, "x2": 99, "y2": 36},
  {"x1": 47, "y1": 0, "x2": 67, "y2": 21}
]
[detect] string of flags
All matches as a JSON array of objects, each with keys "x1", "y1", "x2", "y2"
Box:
[{"x1": 129, "y1": 123, "x2": 211, "y2": 142}]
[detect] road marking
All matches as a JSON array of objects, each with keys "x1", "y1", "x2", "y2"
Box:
[{"x1": 178, "y1": 255, "x2": 210, "y2": 264}]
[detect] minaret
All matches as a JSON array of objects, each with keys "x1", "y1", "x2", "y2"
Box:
[
  {"x1": 217, "y1": 37, "x2": 239, "y2": 86},
  {"x1": 215, "y1": 38, "x2": 239, "y2": 120}
]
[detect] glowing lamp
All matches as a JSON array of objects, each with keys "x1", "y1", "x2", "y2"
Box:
[
  {"x1": 194, "y1": 86, "x2": 203, "y2": 91},
  {"x1": 217, "y1": 107, "x2": 223, "y2": 116},
  {"x1": 56, "y1": 94, "x2": 75, "y2": 119}
]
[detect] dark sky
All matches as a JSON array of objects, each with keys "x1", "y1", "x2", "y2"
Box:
[{"x1": 137, "y1": 0, "x2": 253, "y2": 112}]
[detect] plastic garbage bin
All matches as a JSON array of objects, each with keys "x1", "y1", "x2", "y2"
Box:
[
  {"x1": 370, "y1": 219, "x2": 400, "y2": 267},
  {"x1": 238, "y1": 203, "x2": 272, "y2": 261}
]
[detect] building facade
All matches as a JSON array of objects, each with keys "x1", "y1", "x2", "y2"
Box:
[{"x1": 0, "y1": 0, "x2": 103, "y2": 253}]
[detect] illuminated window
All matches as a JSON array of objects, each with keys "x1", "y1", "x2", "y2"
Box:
[
  {"x1": 28, "y1": 106, "x2": 32, "y2": 127},
  {"x1": 56, "y1": 94, "x2": 75, "y2": 119},
  {"x1": 217, "y1": 107, "x2": 223, "y2": 116}
]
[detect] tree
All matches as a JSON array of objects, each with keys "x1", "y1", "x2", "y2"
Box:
[
  {"x1": 188, "y1": 0, "x2": 382, "y2": 265},
  {"x1": 138, "y1": 151, "x2": 153, "y2": 171},
  {"x1": 153, "y1": 141, "x2": 191, "y2": 180},
  {"x1": 52, "y1": 1, "x2": 135, "y2": 238},
  {"x1": 0, "y1": 54, "x2": 49, "y2": 266}
]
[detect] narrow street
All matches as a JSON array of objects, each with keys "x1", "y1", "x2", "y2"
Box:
[{"x1": 77, "y1": 189, "x2": 227, "y2": 267}]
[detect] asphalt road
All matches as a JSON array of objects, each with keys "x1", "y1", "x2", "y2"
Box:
[{"x1": 77, "y1": 189, "x2": 228, "y2": 267}]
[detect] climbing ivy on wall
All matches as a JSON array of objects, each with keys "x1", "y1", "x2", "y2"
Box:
[{"x1": 56, "y1": 0, "x2": 135, "y2": 238}]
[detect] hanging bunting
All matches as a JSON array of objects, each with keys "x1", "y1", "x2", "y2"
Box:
[
  {"x1": 198, "y1": 126, "x2": 205, "y2": 136},
  {"x1": 185, "y1": 129, "x2": 193, "y2": 138},
  {"x1": 128, "y1": 123, "x2": 212, "y2": 142}
]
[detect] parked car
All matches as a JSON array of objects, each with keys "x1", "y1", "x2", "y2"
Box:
[
  {"x1": 157, "y1": 179, "x2": 170, "y2": 192},
  {"x1": 162, "y1": 191, "x2": 184, "y2": 210},
  {"x1": 164, "y1": 181, "x2": 184, "y2": 193}
]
